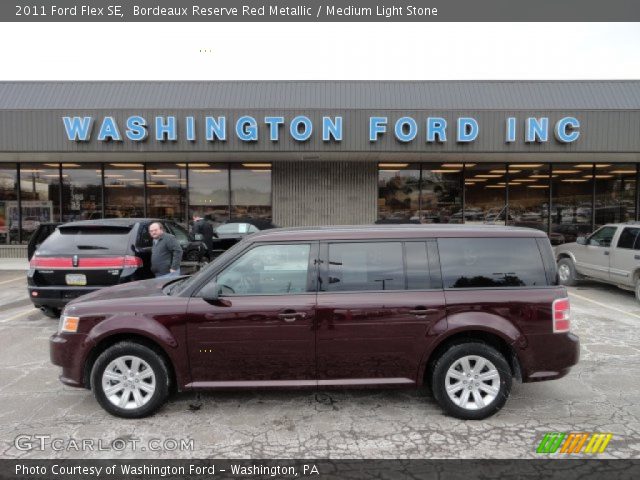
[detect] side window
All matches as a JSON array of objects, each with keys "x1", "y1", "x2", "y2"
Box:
[
  {"x1": 405, "y1": 241, "x2": 431, "y2": 290},
  {"x1": 137, "y1": 224, "x2": 152, "y2": 248},
  {"x1": 617, "y1": 227, "x2": 640, "y2": 250},
  {"x1": 327, "y1": 242, "x2": 404, "y2": 292},
  {"x1": 438, "y1": 237, "x2": 548, "y2": 288},
  {"x1": 215, "y1": 244, "x2": 311, "y2": 295},
  {"x1": 588, "y1": 226, "x2": 617, "y2": 247},
  {"x1": 168, "y1": 223, "x2": 189, "y2": 244}
]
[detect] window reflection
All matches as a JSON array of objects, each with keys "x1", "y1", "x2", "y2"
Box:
[
  {"x1": 230, "y1": 164, "x2": 272, "y2": 221},
  {"x1": 146, "y1": 163, "x2": 187, "y2": 225},
  {"x1": 463, "y1": 163, "x2": 506, "y2": 224},
  {"x1": 421, "y1": 164, "x2": 463, "y2": 223},
  {"x1": 551, "y1": 164, "x2": 594, "y2": 243},
  {"x1": 187, "y1": 163, "x2": 229, "y2": 223},
  {"x1": 20, "y1": 163, "x2": 60, "y2": 243},
  {"x1": 61, "y1": 163, "x2": 102, "y2": 221},
  {"x1": 377, "y1": 163, "x2": 420, "y2": 222},
  {"x1": 0, "y1": 164, "x2": 18, "y2": 244},
  {"x1": 594, "y1": 164, "x2": 636, "y2": 227},
  {"x1": 103, "y1": 164, "x2": 144, "y2": 218},
  {"x1": 508, "y1": 164, "x2": 551, "y2": 236}
]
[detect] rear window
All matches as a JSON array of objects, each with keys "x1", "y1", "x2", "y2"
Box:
[
  {"x1": 40, "y1": 226, "x2": 132, "y2": 253},
  {"x1": 437, "y1": 237, "x2": 548, "y2": 288}
]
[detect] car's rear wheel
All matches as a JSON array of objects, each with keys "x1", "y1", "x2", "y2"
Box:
[
  {"x1": 91, "y1": 342, "x2": 169, "y2": 418},
  {"x1": 557, "y1": 258, "x2": 578, "y2": 286},
  {"x1": 431, "y1": 342, "x2": 512, "y2": 420}
]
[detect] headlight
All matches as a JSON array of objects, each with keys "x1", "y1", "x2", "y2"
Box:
[{"x1": 58, "y1": 315, "x2": 80, "y2": 333}]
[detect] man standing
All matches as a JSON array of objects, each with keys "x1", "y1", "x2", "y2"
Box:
[
  {"x1": 149, "y1": 222, "x2": 183, "y2": 278},
  {"x1": 191, "y1": 212, "x2": 214, "y2": 255}
]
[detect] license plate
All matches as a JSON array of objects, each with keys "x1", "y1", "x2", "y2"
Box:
[{"x1": 65, "y1": 274, "x2": 87, "y2": 286}]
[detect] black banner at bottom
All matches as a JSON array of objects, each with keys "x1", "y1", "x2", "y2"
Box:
[{"x1": 2, "y1": 459, "x2": 640, "y2": 480}]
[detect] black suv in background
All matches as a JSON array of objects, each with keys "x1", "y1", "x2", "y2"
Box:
[{"x1": 28, "y1": 218, "x2": 208, "y2": 317}]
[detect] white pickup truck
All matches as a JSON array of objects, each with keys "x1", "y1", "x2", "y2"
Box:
[{"x1": 555, "y1": 222, "x2": 640, "y2": 300}]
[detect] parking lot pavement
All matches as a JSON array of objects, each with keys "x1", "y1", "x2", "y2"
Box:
[{"x1": 0, "y1": 271, "x2": 639, "y2": 460}]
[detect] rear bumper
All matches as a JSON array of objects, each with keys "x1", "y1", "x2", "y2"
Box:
[
  {"x1": 29, "y1": 286, "x2": 99, "y2": 309},
  {"x1": 519, "y1": 332, "x2": 580, "y2": 382},
  {"x1": 50, "y1": 332, "x2": 94, "y2": 388}
]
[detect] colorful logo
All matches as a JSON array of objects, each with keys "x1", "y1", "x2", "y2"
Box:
[{"x1": 537, "y1": 432, "x2": 613, "y2": 454}]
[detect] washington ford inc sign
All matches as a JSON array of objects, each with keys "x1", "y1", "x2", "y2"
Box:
[{"x1": 62, "y1": 115, "x2": 581, "y2": 144}]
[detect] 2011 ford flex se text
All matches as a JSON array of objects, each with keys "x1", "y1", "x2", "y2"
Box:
[{"x1": 50, "y1": 225, "x2": 580, "y2": 420}]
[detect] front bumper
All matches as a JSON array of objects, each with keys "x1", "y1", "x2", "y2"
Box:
[
  {"x1": 50, "y1": 332, "x2": 95, "y2": 388},
  {"x1": 519, "y1": 332, "x2": 580, "y2": 382}
]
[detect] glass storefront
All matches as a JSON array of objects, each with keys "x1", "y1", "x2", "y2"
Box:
[
  {"x1": 20, "y1": 163, "x2": 60, "y2": 243},
  {"x1": 61, "y1": 163, "x2": 102, "y2": 222},
  {"x1": 230, "y1": 163, "x2": 272, "y2": 221},
  {"x1": 103, "y1": 164, "x2": 145, "y2": 219},
  {"x1": 146, "y1": 163, "x2": 187, "y2": 223},
  {"x1": 187, "y1": 163, "x2": 229, "y2": 222},
  {"x1": 378, "y1": 162, "x2": 639, "y2": 245},
  {"x1": 0, "y1": 164, "x2": 17, "y2": 244}
]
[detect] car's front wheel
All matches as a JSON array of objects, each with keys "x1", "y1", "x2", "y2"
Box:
[
  {"x1": 431, "y1": 342, "x2": 512, "y2": 420},
  {"x1": 91, "y1": 342, "x2": 170, "y2": 418}
]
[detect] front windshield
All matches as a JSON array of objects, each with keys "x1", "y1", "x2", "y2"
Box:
[{"x1": 173, "y1": 238, "x2": 250, "y2": 295}]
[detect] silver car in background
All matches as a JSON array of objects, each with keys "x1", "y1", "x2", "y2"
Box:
[{"x1": 555, "y1": 222, "x2": 640, "y2": 300}]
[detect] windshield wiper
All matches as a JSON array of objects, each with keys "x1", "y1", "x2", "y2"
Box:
[{"x1": 76, "y1": 245, "x2": 109, "y2": 250}]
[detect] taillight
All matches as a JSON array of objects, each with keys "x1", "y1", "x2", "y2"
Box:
[
  {"x1": 29, "y1": 257, "x2": 73, "y2": 268},
  {"x1": 552, "y1": 297, "x2": 571, "y2": 333},
  {"x1": 123, "y1": 255, "x2": 143, "y2": 268}
]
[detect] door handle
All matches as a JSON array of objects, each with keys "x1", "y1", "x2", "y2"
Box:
[
  {"x1": 604, "y1": 251, "x2": 610, "y2": 256},
  {"x1": 635, "y1": 255, "x2": 640, "y2": 260},
  {"x1": 278, "y1": 312, "x2": 306, "y2": 322},
  {"x1": 409, "y1": 308, "x2": 439, "y2": 315}
]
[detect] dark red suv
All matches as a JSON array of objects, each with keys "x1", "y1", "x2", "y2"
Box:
[{"x1": 50, "y1": 225, "x2": 579, "y2": 420}]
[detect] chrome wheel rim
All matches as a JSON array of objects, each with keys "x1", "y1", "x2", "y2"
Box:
[
  {"x1": 558, "y1": 264, "x2": 571, "y2": 283},
  {"x1": 101, "y1": 355, "x2": 156, "y2": 410},
  {"x1": 445, "y1": 355, "x2": 500, "y2": 410}
]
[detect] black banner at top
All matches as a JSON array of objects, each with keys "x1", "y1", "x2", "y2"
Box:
[{"x1": 4, "y1": 0, "x2": 640, "y2": 22}]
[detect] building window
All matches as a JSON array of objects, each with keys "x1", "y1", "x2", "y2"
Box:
[
  {"x1": 0, "y1": 164, "x2": 18, "y2": 244},
  {"x1": 507, "y1": 163, "x2": 550, "y2": 233},
  {"x1": 594, "y1": 163, "x2": 636, "y2": 227},
  {"x1": 231, "y1": 163, "x2": 272, "y2": 221},
  {"x1": 464, "y1": 163, "x2": 506, "y2": 224},
  {"x1": 420, "y1": 163, "x2": 463, "y2": 223},
  {"x1": 19, "y1": 163, "x2": 60, "y2": 243},
  {"x1": 103, "y1": 163, "x2": 144, "y2": 218},
  {"x1": 187, "y1": 163, "x2": 229, "y2": 223},
  {"x1": 61, "y1": 163, "x2": 102, "y2": 222},
  {"x1": 377, "y1": 163, "x2": 420, "y2": 222},
  {"x1": 145, "y1": 163, "x2": 187, "y2": 225},
  {"x1": 551, "y1": 163, "x2": 594, "y2": 244}
]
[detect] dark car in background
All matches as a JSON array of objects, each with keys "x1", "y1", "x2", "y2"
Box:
[
  {"x1": 207, "y1": 219, "x2": 276, "y2": 258},
  {"x1": 28, "y1": 218, "x2": 208, "y2": 317},
  {"x1": 50, "y1": 224, "x2": 579, "y2": 420}
]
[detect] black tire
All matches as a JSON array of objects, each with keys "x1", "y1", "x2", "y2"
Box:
[
  {"x1": 40, "y1": 307, "x2": 61, "y2": 319},
  {"x1": 557, "y1": 258, "x2": 578, "y2": 286},
  {"x1": 431, "y1": 342, "x2": 512, "y2": 420},
  {"x1": 91, "y1": 342, "x2": 170, "y2": 419}
]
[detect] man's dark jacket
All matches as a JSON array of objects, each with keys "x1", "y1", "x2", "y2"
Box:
[
  {"x1": 151, "y1": 233, "x2": 183, "y2": 275},
  {"x1": 192, "y1": 219, "x2": 214, "y2": 252}
]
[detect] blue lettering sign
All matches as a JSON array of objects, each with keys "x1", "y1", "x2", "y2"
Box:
[
  {"x1": 394, "y1": 117, "x2": 418, "y2": 142},
  {"x1": 290, "y1": 116, "x2": 313, "y2": 141},
  {"x1": 505, "y1": 117, "x2": 516, "y2": 143},
  {"x1": 62, "y1": 116, "x2": 93, "y2": 141},
  {"x1": 236, "y1": 116, "x2": 258, "y2": 141},
  {"x1": 125, "y1": 116, "x2": 147, "y2": 141},
  {"x1": 205, "y1": 116, "x2": 226, "y2": 141},
  {"x1": 369, "y1": 117, "x2": 387, "y2": 141},
  {"x1": 264, "y1": 116, "x2": 284, "y2": 141},
  {"x1": 155, "y1": 116, "x2": 177, "y2": 141},
  {"x1": 97, "y1": 116, "x2": 122, "y2": 142},
  {"x1": 322, "y1": 116, "x2": 342, "y2": 141},
  {"x1": 185, "y1": 116, "x2": 196, "y2": 141},
  {"x1": 426, "y1": 117, "x2": 447, "y2": 142},
  {"x1": 457, "y1": 118, "x2": 479, "y2": 142},
  {"x1": 526, "y1": 117, "x2": 549, "y2": 143},
  {"x1": 555, "y1": 117, "x2": 580, "y2": 143}
]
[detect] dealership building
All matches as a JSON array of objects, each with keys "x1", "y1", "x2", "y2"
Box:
[{"x1": 0, "y1": 80, "x2": 639, "y2": 250}]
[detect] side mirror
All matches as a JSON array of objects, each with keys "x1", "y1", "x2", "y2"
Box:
[
  {"x1": 576, "y1": 236, "x2": 587, "y2": 245},
  {"x1": 200, "y1": 281, "x2": 230, "y2": 306}
]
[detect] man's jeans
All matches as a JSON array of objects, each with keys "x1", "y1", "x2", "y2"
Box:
[{"x1": 155, "y1": 269, "x2": 181, "y2": 279}]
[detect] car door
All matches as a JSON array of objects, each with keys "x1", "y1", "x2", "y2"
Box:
[
  {"x1": 315, "y1": 240, "x2": 446, "y2": 386},
  {"x1": 609, "y1": 226, "x2": 640, "y2": 287},
  {"x1": 186, "y1": 242, "x2": 318, "y2": 385},
  {"x1": 574, "y1": 226, "x2": 617, "y2": 280}
]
